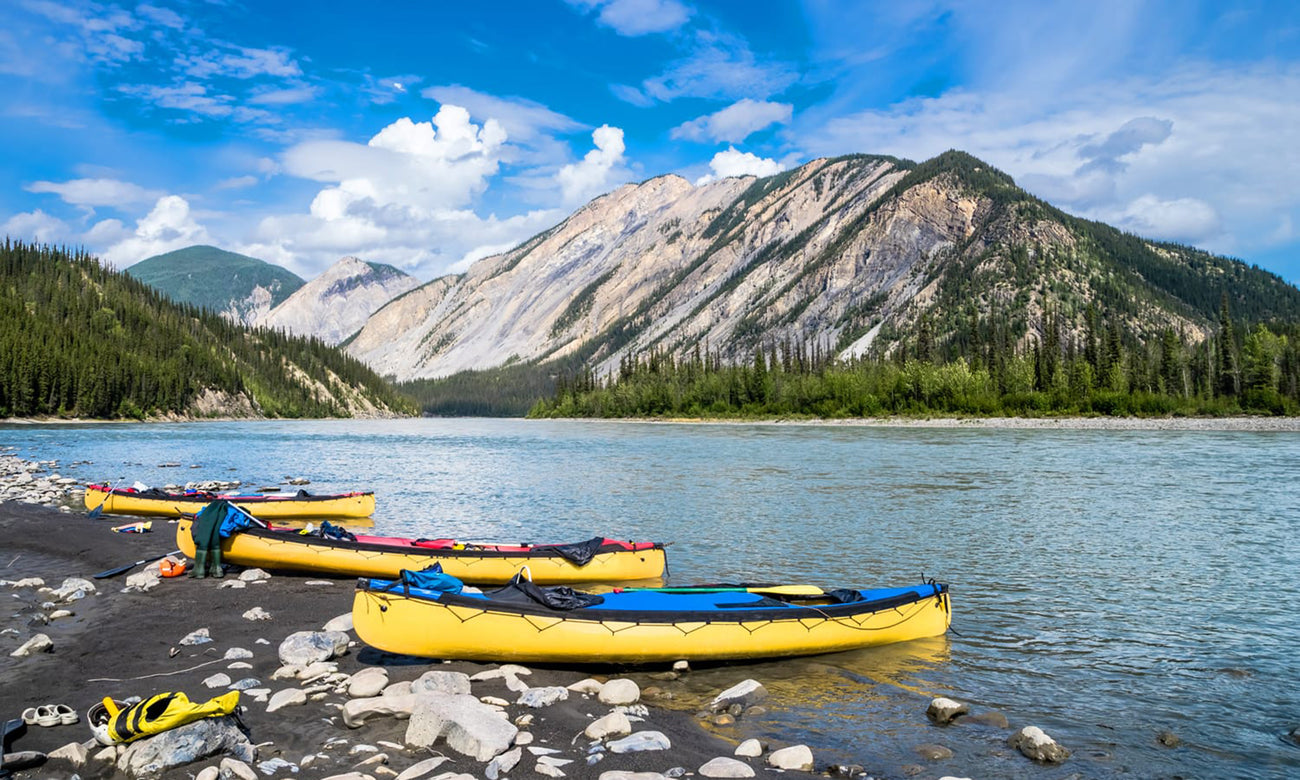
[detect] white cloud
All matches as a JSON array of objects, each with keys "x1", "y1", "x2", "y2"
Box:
[
  {"x1": 795, "y1": 63, "x2": 1300, "y2": 257},
  {"x1": 671, "y1": 98, "x2": 792, "y2": 143},
  {"x1": 2, "y1": 209, "x2": 71, "y2": 244},
  {"x1": 25, "y1": 177, "x2": 161, "y2": 209},
  {"x1": 100, "y1": 195, "x2": 214, "y2": 268},
  {"x1": 556, "y1": 125, "x2": 629, "y2": 206},
  {"x1": 214, "y1": 175, "x2": 259, "y2": 190},
  {"x1": 695, "y1": 146, "x2": 785, "y2": 185},
  {"x1": 248, "y1": 85, "x2": 319, "y2": 105},
  {"x1": 568, "y1": 0, "x2": 693, "y2": 36},
  {"x1": 178, "y1": 46, "x2": 301, "y2": 80},
  {"x1": 421, "y1": 85, "x2": 583, "y2": 143},
  {"x1": 118, "y1": 82, "x2": 234, "y2": 118},
  {"x1": 640, "y1": 30, "x2": 799, "y2": 103}
]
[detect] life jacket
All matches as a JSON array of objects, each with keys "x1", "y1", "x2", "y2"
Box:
[{"x1": 99, "y1": 691, "x2": 239, "y2": 744}]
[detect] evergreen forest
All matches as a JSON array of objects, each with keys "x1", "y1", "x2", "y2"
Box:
[
  {"x1": 531, "y1": 300, "x2": 1300, "y2": 419},
  {"x1": 0, "y1": 241, "x2": 414, "y2": 419}
]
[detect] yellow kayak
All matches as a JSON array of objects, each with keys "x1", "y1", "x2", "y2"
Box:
[
  {"x1": 175, "y1": 518, "x2": 667, "y2": 584},
  {"x1": 353, "y1": 576, "x2": 951, "y2": 663},
  {"x1": 85, "y1": 484, "x2": 374, "y2": 520}
]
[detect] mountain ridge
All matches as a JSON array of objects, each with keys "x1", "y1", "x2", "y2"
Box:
[{"x1": 125, "y1": 244, "x2": 304, "y2": 326}]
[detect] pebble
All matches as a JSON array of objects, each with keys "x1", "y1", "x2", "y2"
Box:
[
  {"x1": 243, "y1": 607, "x2": 272, "y2": 621},
  {"x1": 585, "y1": 711, "x2": 632, "y2": 740},
  {"x1": 267, "y1": 689, "x2": 309, "y2": 713},
  {"x1": 607, "y1": 731, "x2": 671, "y2": 754},
  {"x1": 519, "y1": 686, "x2": 569, "y2": 708},
  {"x1": 926, "y1": 697, "x2": 969, "y2": 725},
  {"x1": 598, "y1": 679, "x2": 640, "y2": 706},
  {"x1": 10, "y1": 633, "x2": 53, "y2": 657},
  {"x1": 395, "y1": 756, "x2": 451, "y2": 780},
  {"x1": 734, "y1": 739, "x2": 763, "y2": 757},
  {"x1": 224, "y1": 647, "x2": 254, "y2": 660},
  {"x1": 699, "y1": 757, "x2": 755, "y2": 778},
  {"x1": 204, "y1": 673, "x2": 233, "y2": 688},
  {"x1": 180, "y1": 628, "x2": 212, "y2": 646}
]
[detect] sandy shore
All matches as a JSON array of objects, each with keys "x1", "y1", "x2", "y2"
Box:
[{"x1": 0, "y1": 504, "x2": 779, "y2": 780}]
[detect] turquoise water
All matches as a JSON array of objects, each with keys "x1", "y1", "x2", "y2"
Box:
[{"x1": 4, "y1": 418, "x2": 1298, "y2": 777}]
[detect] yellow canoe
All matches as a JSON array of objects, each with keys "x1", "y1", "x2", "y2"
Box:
[
  {"x1": 175, "y1": 519, "x2": 667, "y2": 584},
  {"x1": 85, "y1": 484, "x2": 374, "y2": 520},
  {"x1": 353, "y1": 577, "x2": 951, "y2": 663}
]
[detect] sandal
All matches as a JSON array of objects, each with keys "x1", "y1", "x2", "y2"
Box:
[
  {"x1": 53, "y1": 705, "x2": 77, "y2": 726},
  {"x1": 18, "y1": 709, "x2": 38, "y2": 727},
  {"x1": 33, "y1": 707, "x2": 59, "y2": 728}
]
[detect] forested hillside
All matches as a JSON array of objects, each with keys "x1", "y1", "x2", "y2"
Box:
[
  {"x1": 126, "y1": 244, "x2": 303, "y2": 326},
  {"x1": 0, "y1": 241, "x2": 414, "y2": 419}
]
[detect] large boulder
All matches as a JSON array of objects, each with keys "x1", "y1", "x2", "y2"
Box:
[
  {"x1": 118, "y1": 716, "x2": 254, "y2": 777},
  {"x1": 404, "y1": 692, "x2": 518, "y2": 761},
  {"x1": 277, "y1": 630, "x2": 349, "y2": 666},
  {"x1": 709, "y1": 680, "x2": 766, "y2": 712}
]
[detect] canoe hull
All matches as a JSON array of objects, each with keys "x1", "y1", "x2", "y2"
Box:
[
  {"x1": 352, "y1": 584, "x2": 951, "y2": 663},
  {"x1": 86, "y1": 485, "x2": 374, "y2": 520},
  {"x1": 175, "y1": 520, "x2": 666, "y2": 584}
]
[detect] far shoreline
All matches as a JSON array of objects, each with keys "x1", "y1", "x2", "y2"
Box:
[{"x1": 6, "y1": 413, "x2": 1300, "y2": 432}]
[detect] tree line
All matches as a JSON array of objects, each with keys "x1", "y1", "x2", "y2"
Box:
[
  {"x1": 531, "y1": 299, "x2": 1300, "y2": 419},
  {"x1": 0, "y1": 241, "x2": 414, "y2": 419}
]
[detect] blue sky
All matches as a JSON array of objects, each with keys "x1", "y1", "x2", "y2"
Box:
[{"x1": 2, "y1": 0, "x2": 1298, "y2": 284}]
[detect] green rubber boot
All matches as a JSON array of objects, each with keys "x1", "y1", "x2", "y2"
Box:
[
  {"x1": 190, "y1": 550, "x2": 208, "y2": 579},
  {"x1": 209, "y1": 546, "x2": 224, "y2": 579}
]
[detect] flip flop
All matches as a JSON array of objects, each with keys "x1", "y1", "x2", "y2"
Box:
[
  {"x1": 53, "y1": 705, "x2": 77, "y2": 726},
  {"x1": 19, "y1": 709, "x2": 37, "y2": 727},
  {"x1": 33, "y1": 707, "x2": 59, "y2": 728}
]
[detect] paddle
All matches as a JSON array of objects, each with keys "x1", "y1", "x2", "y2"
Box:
[
  {"x1": 92, "y1": 549, "x2": 183, "y2": 579},
  {"x1": 86, "y1": 476, "x2": 125, "y2": 520},
  {"x1": 624, "y1": 584, "x2": 826, "y2": 597}
]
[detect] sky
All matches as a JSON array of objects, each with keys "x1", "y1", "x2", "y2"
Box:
[{"x1": 2, "y1": 0, "x2": 1298, "y2": 284}]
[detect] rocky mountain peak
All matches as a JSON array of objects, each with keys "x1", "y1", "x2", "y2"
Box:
[{"x1": 257, "y1": 255, "x2": 420, "y2": 345}]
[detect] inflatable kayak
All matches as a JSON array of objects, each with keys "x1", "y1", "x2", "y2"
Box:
[
  {"x1": 175, "y1": 517, "x2": 667, "y2": 584},
  {"x1": 85, "y1": 484, "x2": 375, "y2": 520},
  {"x1": 352, "y1": 574, "x2": 951, "y2": 663}
]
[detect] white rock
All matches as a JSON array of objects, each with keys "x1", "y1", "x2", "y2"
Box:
[
  {"x1": 93, "y1": 746, "x2": 117, "y2": 764},
  {"x1": 484, "y1": 747, "x2": 522, "y2": 780},
  {"x1": 349, "y1": 667, "x2": 391, "y2": 698},
  {"x1": 699, "y1": 757, "x2": 755, "y2": 778},
  {"x1": 601, "y1": 773, "x2": 667, "y2": 780},
  {"x1": 125, "y1": 568, "x2": 161, "y2": 592},
  {"x1": 48, "y1": 741, "x2": 89, "y2": 766},
  {"x1": 734, "y1": 739, "x2": 763, "y2": 757},
  {"x1": 767, "y1": 745, "x2": 814, "y2": 771},
  {"x1": 224, "y1": 647, "x2": 254, "y2": 660},
  {"x1": 356, "y1": 753, "x2": 389, "y2": 768},
  {"x1": 219, "y1": 580, "x2": 247, "y2": 589},
  {"x1": 267, "y1": 688, "x2": 308, "y2": 713},
  {"x1": 394, "y1": 756, "x2": 451, "y2": 780},
  {"x1": 204, "y1": 673, "x2": 233, "y2": 688},
  {"x1": 258, "y1": 757, "x2": 297, "y2": 774},
  {"x1": 585, "y1": 711, "x2": 632, "y2": 740},
  {"x1": 9, "y1": 577, "x2": 44, "y2": 588},
  {"x1": 514, "y1": 732, "x2": 534, "y2": 746},
  {"x1": 242, "y1": 607, "x2": 272, "y2": 621},
  {"x1": 672, "y1": 660, "x2": 690, "y2": 673},
  {"x1": 537, "y1": 756, "x2": 572, "y2": 768},
  {"x1": 180, "y1": 627, "x2": 212, "y2": 646},
  {"x1": 926, "y1": 697, "x2": 969, "y2": 725},
  {"x1": 480, "y1": 695, "x2": 511, "y2": 707},
  {"x1": 710, "y1": 680, "x2": 766, "y2": 712},
  {"x1": 566, "y1": 678, "x2": 604, "y2": 695},
  {"x1": 343, "y1": 694, "x2": 418, "y2": 728},
  {"x1": 51, "y1": 577, "x2": 96, "y2": 601},
  {"x1": 196, "y1": 766, "x2": 219, "y2": 780},
  {"x1": 518, "y1": 686, "x2": 568, "y2": 708},
  {"x1": 278, "y1": 630, "x2": 349, "y2": 665},
  {"x1": 527, "y1": 747, "x2": 560, "y2": 756},
  {"x1": 410, "y1": 670, "x2": 472, "y2": 696},
  {"x1": 1008, "y1": 726, "x2": 1070, "y2": 763},
  {"x1": 10, "y1": 633, "x2": 52, "y2": 656},
  {"x1": 228, "y1": 661, "x2": 253, "y2": 670},
  {"x1": 324, "y1": 612, "x2": 355, "y2": 632},
  {"x1": 607, "y1": 731, "x2": 671, "y2": 753},
  {"x1": 229, "y1": 677, "x2": 262, "y2": 691},
  {"x1": 120, "y1": 717, "x2": 254, "y2": 776},
  {"x1": 238, "y1": 568, "x2": 271, "y2": 582},
  {"x1": 598, "y1": 679, "x2": 640, "y2": 706},
  {"x1": 503, "y1": 673, "x2": 529, "y2": 693},
  {"x1": 383, "y1": 681, "x2": 413, "y2": 697},
  {"x1": 535, "y1": 763, "x2": 565, "y2": 778},
  {"x1": 404, "y1": 692, "x2": 519, "y2": 761}
]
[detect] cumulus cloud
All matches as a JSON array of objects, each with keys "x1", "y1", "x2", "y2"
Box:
[
  {"x1": 2, "y1": 209, "x2": 71, "y2": 244},
  {"x1": 567, "y1": 0, "x2": 693, "y2": 36},
  {"x1": 671, "y1": 98, "x2": 792, "y2": 143},
  {"x1": 695, "y1": 147, "x2": 785, "y2": 185},
  {"x1": 1107, "y1": 194, "x2": 1222, "y2": 244},
  {"x1": 25, "y1": 177, "x2": 161, "y2": 209},
  {"x1": 556, "y1": 125, "x2": 629, "y2": 206},
  {"x1": 100, "y1": 195, "x2": 214, "y2": 268},
  {"x1": 421, "y1": 85, "x2": 583, "y2": 144}
]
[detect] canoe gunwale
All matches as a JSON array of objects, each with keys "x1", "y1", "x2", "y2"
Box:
[
  {"x1": 244, "y1": 526, "x2": 665, "y2": 560},
  {"x1": 86, "y1": 485, "x2": 373, "y2": 505},
  {"x1": 357, "y1": 578, "x2": 949, "y2": 626}
]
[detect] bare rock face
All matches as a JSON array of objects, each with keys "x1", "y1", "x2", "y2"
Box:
[{"x1": 259, "y1": 256, "x2": 419, "y2": 345}]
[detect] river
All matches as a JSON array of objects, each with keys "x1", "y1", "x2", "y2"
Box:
[{"x1": 3, "y1": 418, "x2": 1296, "y2": 778}]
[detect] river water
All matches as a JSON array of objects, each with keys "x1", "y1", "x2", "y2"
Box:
[{"x1": 3, "y1": 418, "x2": 1297, "y2": 778}]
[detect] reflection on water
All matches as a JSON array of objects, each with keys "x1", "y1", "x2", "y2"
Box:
[{"x1": 3, "y1": 418, "x2": 1298, "y2": 778}]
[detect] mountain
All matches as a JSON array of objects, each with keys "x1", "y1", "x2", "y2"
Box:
[
  {"x1": 257, "y1": 256, "x2": 421, "y2": 345},
  {"x1": 349, "y1": 151, "x2": 1300, "y2": 386},
  {"x1": 0, "y1": 241, "x2": 413, "y2": 419},
  {"x1": 126, "y1": 245, "x2": 304, "y2": 326}
]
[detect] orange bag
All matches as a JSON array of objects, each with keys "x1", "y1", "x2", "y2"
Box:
[{"x1": 159, "y1": 557, "x2": 187, "y2": 578}]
